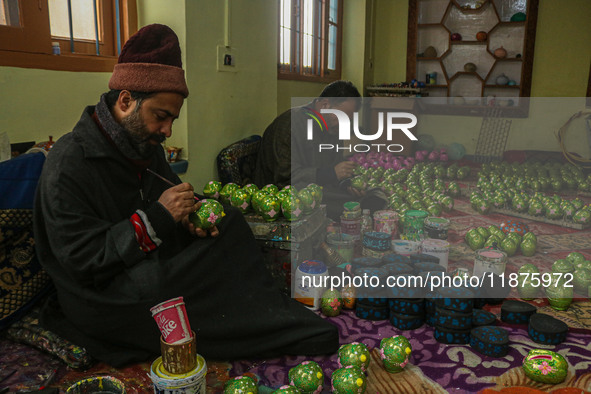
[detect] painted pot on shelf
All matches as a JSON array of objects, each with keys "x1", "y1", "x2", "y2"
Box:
[
  {"x1": 493, "y1": 46, "x2": 507, "y2": 59},
  {"x1": 495, "y1": 73, "x2": 510, "y2": 85}
]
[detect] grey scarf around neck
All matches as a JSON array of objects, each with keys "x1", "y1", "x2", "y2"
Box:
[{"x1": 95, "y1": 93, "x2": 145, "y2": 161}]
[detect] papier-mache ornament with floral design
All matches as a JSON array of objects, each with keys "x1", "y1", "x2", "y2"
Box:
[
  {"x1": 189, "y1": 199, "x2": 225, "y2": 230},
  {"x1": 338, "y1": 342, "x2": 371, "y2": 372},
  {"x1": 522, "y1": 349, "x2": 568, "y2": 384},
  {"x1": 288, "y1": 361, "x2": 323, "y2": 394},
  {"x1": 379, "y1": 335, "x2": 412, "y2": 373}
]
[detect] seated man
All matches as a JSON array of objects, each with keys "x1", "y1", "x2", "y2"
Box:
[
  {"x1": 255, "y1": 81, "x2": 386, "y2": 220},
  {"x1": 33, "y1": 24, "x2": 338, "y2": 367}
]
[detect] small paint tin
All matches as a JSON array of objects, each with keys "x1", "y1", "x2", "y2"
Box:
[
  {"x1": 340, "y1": 216, "x2": 362, "y2": 241},
  {"x1": 151, "y1": 355, "x2": 207, "y2": 394},
  {"x1": 67, "y1": 376, "x2": 126, "y2": 393},
  {"x1": 421, "y1": 238, "x2": 450, "y2": 270},
  {"x1": 392, "y1": 240, "x2": 421, "y2": 256},
  {"x1": 402, "y1": 210, "x2": 428, "y2": 241},
  {"x1": 424, "y1": 217, "x2": 450, "y2": 240},
  {"x1": 362, "y1": 231, "x2": 391, "y2": 251},
  {"x1": 327, "y1": 233, "x2": 355, "y2": 264},
  {"x1": 373, "y1": 210, "x2": 399, "y2": 239},
  {"x1": 294, "y1": 260, "x2": 328, "y2": 310},
  {"x1": 473, "y1": 248, "x2": 507, "y2": 278}
]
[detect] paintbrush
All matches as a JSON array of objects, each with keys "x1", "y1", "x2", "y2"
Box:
[{"x1": 146, "y1": 168, "x2": 202, "y2": 200}]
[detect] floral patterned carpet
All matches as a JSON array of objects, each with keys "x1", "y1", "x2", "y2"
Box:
[{"x1": 2, "y1": 195, "x2": 591, "y2": 393}]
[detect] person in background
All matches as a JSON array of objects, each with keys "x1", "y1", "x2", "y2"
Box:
[
  {"x1": 34, "y1": 24, "x2": 338, "y2": 367},
  {"x1": 255, "y1": 80, "x2": 387, "y2": 220}
]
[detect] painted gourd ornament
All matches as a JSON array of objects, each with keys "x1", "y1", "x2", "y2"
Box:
[
  {"x1": 500, "y1": 219, "x2": 529, "y2": 236},
  {"x1": 341, "y1": 285, "x2": 356, "y2": 309},
  {"x1": 262, "y1": 183, "x2": 279, "y2": 195},
  {"x1": 307, "y1": 183, "x2": 323, "y2": 207},
  {"x1": 298, "y1": 188, "x2": 315, "y2": 214},
  {"x1": 495, "y1": 74, "x2": 509, "y2": 85},
  {"x1": 338, "y1": 342, "x2": 371, "y2": 372},
  {"x1": 223, "y1": 375, "x2": 258, "y2": 394},
  {"x1": 189, "y1": 199, "x2": 225, "y2": 229},
  {"x1": 331, "y1": 366, "x2": 367, "y2": 394},
  {"x1": 251, "y1": 190, "x2": 270, "y2": 213},
  {"x1": 522, "y1": 349, "x2": 568, "y2": 384},
  {"x1": 288, "y1": 361, "x2": 323, "y2": 394},
  {"x1": 476, "y1": 31, "x2": 487, "y2": 41},
  {"x1": 230, "y1": 189, "x2": 251, "y2": 213},
  {"x1": 242, "y1": 183, "x2": 259, "y2": 196},
  {"x1": 259, "y1": 195, "x2": 282, "y2": 222},
  {"x1": 320, "y1": 289, "x2": 342, "y2": 317},
  {"x1": 219, "y1": 183, "x2": 239, "y2": 205},
  {"x1": 203, "y1": 180, "x2": 222, "y2": 199},
  {"x1": 282, "y1": 193, "x2": 303, "y2": 221},
  {"x1": 379, "y1": 335, "x2": 412, "y2": 373}
]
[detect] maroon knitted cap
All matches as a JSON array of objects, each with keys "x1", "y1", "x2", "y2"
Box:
[{"x1": 109, "y1": 24, "x2": 189, "y2": 97}]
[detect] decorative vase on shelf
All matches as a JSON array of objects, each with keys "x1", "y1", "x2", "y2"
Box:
[
  {"x1": 424, "y1": 46, "x2": 437, "y2": 58},
  {"x1": 476, "y1": 31, "x2": 487, "y2": 42},
  {"x1": 450, "y1": 33, "x2": 462, "y2": 41},
  {"x1": 464, "y1": 62, "x2": 477, "y2": 72},
  {"x1": 494, "y1": 46, "x2": 507, "y2": 59},
  {"x1": 495, "y1": 74, "x2": 509, "y2": 85}
]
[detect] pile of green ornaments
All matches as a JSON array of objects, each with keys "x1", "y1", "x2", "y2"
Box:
[
  {"x1": 464, "y1": 225, "x2": 537, "y2": 257},
  {"x1": 350, "y1": 162, "x2": 458, "y2": 221},
  {"x1": 202, "y1": 181, "x2": 323, "y2": 222},
  {"x1": 224, "y1": 338, "x2": 412, "y2": 394},
  {"x1": 472, "y1": 162, "x2": 591, "y2": 224}
]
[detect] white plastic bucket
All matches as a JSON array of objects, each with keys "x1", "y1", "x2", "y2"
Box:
[
  {"x1": 293, "y1": 260, "x2": 328, "y2": 310},
  {"x1": 150, "y1": 355, "x2": 207, "y2": 394},
  {"x1": 421, "y1": 239, "x2": 450, "y2": 270}
]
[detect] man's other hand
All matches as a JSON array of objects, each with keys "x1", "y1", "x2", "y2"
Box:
[
  {"x1": 334, "y1": 161, "x2": 358, "y2": 181},
  {"x1": 159, "y1": 182, "x2": 197, "y2": 222},
  {"x1": 182, "y1": 214, "x2": 220, "y2": 238}
]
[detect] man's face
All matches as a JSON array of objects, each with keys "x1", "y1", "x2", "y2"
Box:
[
  {"x1": 121, "y1": 92, "x2": 184, "y2": 158},
  {"x1": 324, "y1": 99, "x2": 358, "y2": 134}
]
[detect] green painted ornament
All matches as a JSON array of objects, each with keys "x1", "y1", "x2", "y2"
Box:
[
  {"x1": 320, "y1": 289, "x2": 342, "y2": 317},
  {"x1": 282, "y1": 193, "x2": 303, "y2": 221},
  {"x1": 259, "y1": 195, "x2": 282, "y2": 222},
  {"x1": 223, "y1": 375, "x2": 258, "y2": 394},
  {"x1": 243, "y1": 183, "x2": 259, "y2": 196},
  {"x1": 276, "y1": 189, "x2": 291, "y2": 204},
  {"x1": 546, "y1": 277, "x2": 574, "y2": 311},
  {"x1": 189, "y1": 199, "x2": 225, "y2": 229},
  {"x1": 551, "y1": 259, "x2": 574, "y2": 274},
  {"x1": 203, "y1": 180, "x2": 222, "y2": 199},
  {"x1": 338, "y1": 342, "x2": 371, "y2": 372},
  {"x1": 522, "y1": 349, "x2": 568, "y2": 384},
  {"x1": 288, "y1": 361, "x2": 324, "y2": 394},
  {"x1": 272, "y1": 385, "x2": 301, "y2": 394},
  {"x1": 566, "y1": 252, "x2": 585, "y2": 265},
  {"x1": 262, "y1": 184, "x2": 279, "y2": 195},
  {"x1": 573, "y1": 268, "x2": 591, "y2": 295},
  {"x1": 517, "y1": 263, "x2": 540, "y2": 300},
  {"x1": 331, "y1": 366, "x2": 367, "y2": 394},
  {"x1": 251, "y1": 190, "x2": 270, "y2": 213},
  {"x1": 379, "y1": 335, "x2": 412, "y2": 374},
  {"x1": 230, "y1": 189, "x2": 251, "y2": 213},
  {"x1": 307, "y1": 183, "x2": 323, "y2": 206},
  {"x1": 220, "y1": 183, "x2": 240, "y2": 205},
  {"x1": 298, "y1": 188, "x2": 315, "y2": 214},
  {"x1": 573, "y1": 209, "x2": 591, "y2": 224}
]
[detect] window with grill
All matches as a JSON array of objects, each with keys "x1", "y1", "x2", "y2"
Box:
[
  {"x1": 278, "y1": 0, "x2": 342, "y2": 82},
  {"x1": 0, "y1": 0, "x2": 137, "y2": 72}
]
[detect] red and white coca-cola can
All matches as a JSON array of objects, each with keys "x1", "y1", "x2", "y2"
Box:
[{"x1": 150, "y1": 297, "x2": 193, "y2": 344}]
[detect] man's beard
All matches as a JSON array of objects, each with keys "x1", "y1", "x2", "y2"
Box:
[{"x1": 120, "y1": 109, "x2": 165, "y2": 159}]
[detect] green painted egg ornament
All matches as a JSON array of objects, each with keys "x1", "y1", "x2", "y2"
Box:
[
  {"x1": 230, "y1": 189, "x2": 251, "y2": 213},
  {"x1": 282, "y1": 193, "x2": 303, "y2": 221},
  {"x1": 223, "y1": 375, "x2": 258, "y2": 394},
  {"x1": 522, "y1": 349, "x2": 568, "y2": 384},
  {"x1": 203, "y1": 180, "x2": 222, "y2": 199},
  {"x1": 243, "y1": 183, "x2": 259, "y2": 196},
  {"x1": 288, "y1": 361, "x2": 324, "y2": 394},
  {"x1": 220, "y1": 182, "x2": 240, "y2": 205},
  {"x1": 307, "y1": 183, "x2": 323, "y2": 206},
  {"x1": 320, "y1": 289, "x2": 342, "y2": 317},
  {"x1": 272, "y1": 385, "x2": 301, "y2": 394},
  {"x1": 262, "y1": 183, "x2": 280, "y2": 195},
  {"x1": 259, "y1": 195, "x2": 282, "y2": 222},
  {"x1": 379, "y1": 335, "x2": 412, "y2": 374},
  {"x1": 189, "y1": 199, "x2": 225, "y2": 229},
  {"x1": 338, "y1": 342, "x2": 371, "y2": 372},
  {"x1": 298, "y1": 188, "x2": 315, "y2": 214},
  {"x1": 331, "y1": 366, "x2": 367, "y2": 394},
  {"x1": 251, "y1": 190, "x2": 270, "y2": 213}
]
